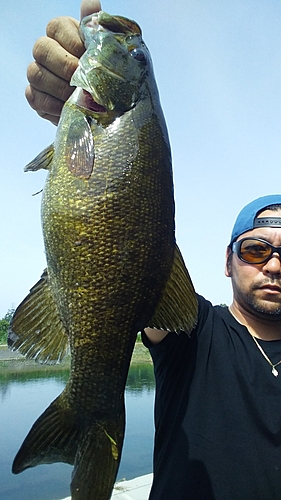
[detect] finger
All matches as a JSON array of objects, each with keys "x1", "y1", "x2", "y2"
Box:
[
  {"x1": 27, "y1": 62, "x2": 75, "y2": 102},
  {"x1": 37, "y1": 112, "x2": 61, "y2": 126},
  {"x1": 25, "y1": 85, "x2": 64, "y2": 126},
  {"x1": 80, "y1": 0, "x2": 101, "y2": 20},
  {"x1": 46, "y1": 16, "x2": 85, "y2": 58},
  {"x1": 32, "y1": 36, "x2": 79, "y2": 83}
]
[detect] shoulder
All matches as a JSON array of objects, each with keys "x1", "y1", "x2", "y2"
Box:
[
  {"x1": 142, "y1": 296, "x2": 237, "y2": 363},
  {"x1": 193, "y1": 294, "x2": 231, "y2": 333}
]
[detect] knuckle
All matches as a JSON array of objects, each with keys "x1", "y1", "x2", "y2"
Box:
[
  {"x1": 32, "y1": 37, "x2": 50, "y2": 64},
  {"x1": 60, "y1": 55, "x2": 77, "y2": 81},
  {"x1": 46, "y1": 17, "x2": 63, "y2": 39},
  {"x1": 26, "y1": 61, "x2": 74, "y2": 103},
  {"x1": 25, "y1": 85, "x2": 34, "y2": 106},
  {"x1": 26, "y1": 62, "x2": 44, "y2": 87},
  {"x1": 25, "y1": 85, "x2": 40, "y2": 110},
  {"x1": 60, "y1": 82, "x2": 74, "y2": 103},
  {"x1": 26, "y1": 62, "x2": 35, "y2": 84},
  {"x1": 25, "y1": 84, "x2": 63, "y2": 118},
  {"x1": 46, "y1": 16, "x2": 83, "y2": 58},
  {"x1": 32, "y1": 36, "x2": 79, "y2": 82}
]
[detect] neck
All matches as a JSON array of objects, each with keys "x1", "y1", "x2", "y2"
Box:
[{"x1": 229, "y1": 301, "x2": 281, "y2": 340}]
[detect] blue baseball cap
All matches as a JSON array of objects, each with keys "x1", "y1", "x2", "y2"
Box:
[{"x1": 229, "y1": 194, "x2": 281, "y2": 245}]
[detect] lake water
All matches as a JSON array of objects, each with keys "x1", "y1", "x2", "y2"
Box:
[{"x1": 0, "y1": 363, "x2": 155, "y2": 500}]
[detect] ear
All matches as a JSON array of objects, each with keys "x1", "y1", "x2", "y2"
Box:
[{"x1": 225, "y1": 246, "x2": 233, "y2": 278}]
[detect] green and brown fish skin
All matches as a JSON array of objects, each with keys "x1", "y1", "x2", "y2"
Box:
[{"x1": 8, "y1": 11, "x2": 197, "y2": 500}]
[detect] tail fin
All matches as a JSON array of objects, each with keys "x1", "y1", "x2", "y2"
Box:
[
  {"x1": 12, "y1": 391, "x2": 125, "y2": 500},
  {"x1": 12, "y1": 391, "x2": 78, "y2": 472},
  {"x1": 71, "y1": 417, "x2": 125, "y2": 500}
]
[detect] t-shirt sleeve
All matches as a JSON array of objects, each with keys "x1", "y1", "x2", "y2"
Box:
[{"x1": 142, "y1": 294, "x2": 211, "y2": 356}]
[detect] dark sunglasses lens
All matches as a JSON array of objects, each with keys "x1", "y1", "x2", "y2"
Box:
[{"x1": 239, "y1": 239, "x2": 272, "y2": 263}]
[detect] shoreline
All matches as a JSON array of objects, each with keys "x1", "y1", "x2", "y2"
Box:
[{"x1": 0, "y1": 342, "x2": 152, "y2": 372}]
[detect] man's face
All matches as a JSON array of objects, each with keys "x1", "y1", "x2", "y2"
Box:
[{"x1": 225, "y1": 209, "x2": 281, "y2": 319}]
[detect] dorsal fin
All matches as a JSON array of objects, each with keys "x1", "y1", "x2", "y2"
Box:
[
  {"x1": 149, "y1": 245, "x2": 198, "y2": 335},
  {"x1": 8, "y1": 270, "x2": 69, "y2": 364}
]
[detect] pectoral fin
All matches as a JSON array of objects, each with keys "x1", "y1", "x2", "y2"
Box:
[
  {"x1": 8, "y1": 269, "x2": 69, "y2": 364},
  {"x1": 65, "y1": 114, "x2": 95, "y2": 179},
  {"x1": 149, "y1": 244, "x2": 198, "y2": 335}
]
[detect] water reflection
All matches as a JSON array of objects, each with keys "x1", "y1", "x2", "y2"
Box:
[
  {"x1": 126, "y1": 364, "x2": 155, "y2": 393},
  {"x1": 0, "y1": 382, "x2": 10, "y2": 401},
  {"x1": 0, "y1": 364, "x2": 155, "y2": 394},
  {"x1": 0, "y1": 369, "x2": 69, "y2": 402},
  {"x1": 0, "y1": 363, "x2": 155, "y2": 500}
]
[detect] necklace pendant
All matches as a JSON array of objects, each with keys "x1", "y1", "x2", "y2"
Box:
[{"x1": 272, "y1": 367, "x2": 279, "y2": 377}]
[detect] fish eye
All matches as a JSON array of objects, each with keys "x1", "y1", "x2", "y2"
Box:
[{"x1": 130, "y1": 48, "x2": 147, "y2": 63}]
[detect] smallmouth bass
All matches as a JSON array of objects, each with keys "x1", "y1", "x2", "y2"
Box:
[{"x1": 9, "y1": 11, "x2": 197, "y2": 500}]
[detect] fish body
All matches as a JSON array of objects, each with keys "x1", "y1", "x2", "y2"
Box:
[{"x1": 8, "y1": 12, "x2": 197, "y2": 500}]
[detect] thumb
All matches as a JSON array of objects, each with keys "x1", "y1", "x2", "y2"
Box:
[{"x1": 80, "y1": 0, "x2": 101, "y2": 20}]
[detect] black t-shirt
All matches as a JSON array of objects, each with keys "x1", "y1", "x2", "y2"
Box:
[{"x1": 143, "y1": 294, "x2": 281, "y2": 500}]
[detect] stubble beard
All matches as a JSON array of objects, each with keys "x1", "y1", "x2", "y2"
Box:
[
  {"x1": 231, "y1": 275, "x2": 281, "y2": 320},
  {"x1": 243, "y1": 289, "x2": 281, "y2": 320}
]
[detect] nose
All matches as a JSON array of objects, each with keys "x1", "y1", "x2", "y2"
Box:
[{"x1": 262, "y1": 253, "x2": 281, "y2": 276}]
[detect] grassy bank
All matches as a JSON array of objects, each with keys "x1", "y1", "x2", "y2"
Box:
[{"x1": 0, "y1": 342, "x2": 152, "y2": 373}]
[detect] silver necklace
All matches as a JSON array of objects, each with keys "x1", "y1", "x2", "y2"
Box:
[
  {"x1": 229, "y1": 307, "x2": 281, "y2": 377},
  {"x1": 250, "y1": 335, "x2": 281, "y2": 377}
]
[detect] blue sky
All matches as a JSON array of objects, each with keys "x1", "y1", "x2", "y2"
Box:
[{"x1": 1, "y1": 0, "x2": 281, "y2": 317}]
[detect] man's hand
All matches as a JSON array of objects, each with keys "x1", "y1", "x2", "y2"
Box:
[{"x1": 25, "y1": 0, "x2": 101, "y2": 125}]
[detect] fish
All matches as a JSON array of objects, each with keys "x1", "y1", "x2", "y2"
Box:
[{"x1": 8, "y1": 11, "x2": 198, "y2": 500}]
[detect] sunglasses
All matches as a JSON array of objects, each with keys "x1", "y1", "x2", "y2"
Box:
[{"x1": 232, "y1": 238, "x2": 281, "y2": 264}]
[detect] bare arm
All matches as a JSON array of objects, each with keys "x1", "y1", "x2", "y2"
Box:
[
  {"x1": 25, "y1": 0, "x2": 101, "y2": 125},
  {"x1": 144, "y1": 328, "x2": 169, "y2": 345}
]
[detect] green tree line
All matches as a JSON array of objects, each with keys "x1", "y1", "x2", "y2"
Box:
[
  {"x1": 0, "y1": 310, "x2": 142, "y2": 346},
  {"x1": 0, "y1": 309, "x2": 15, "y2": 344}
]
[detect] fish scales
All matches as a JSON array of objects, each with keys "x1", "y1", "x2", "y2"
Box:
[
  {"x1": 43, "y1": 103, "x2": 174, "y2": 413},
  {"x1": 8, "y1": 11, "x2": 198, "y2": 500}
]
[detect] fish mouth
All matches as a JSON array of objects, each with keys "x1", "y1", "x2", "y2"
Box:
[
  {"x1": 82, "y1": 90, "x2": 107, "y2": 113},
  {"x1": 74, "y1": 89, "x2": 107, "y2": 113}
]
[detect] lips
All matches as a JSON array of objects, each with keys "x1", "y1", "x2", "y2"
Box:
[{"x1": 259, "y1": 284, "x2": 281, "y2": 293}]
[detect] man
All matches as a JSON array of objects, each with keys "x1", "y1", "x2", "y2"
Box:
[
  {"x1": 26, "y1": 2, "x2": 281, "y2": 498},
  {"x1": 143, "y1": 197, "x2": 281, "y2": 500}
]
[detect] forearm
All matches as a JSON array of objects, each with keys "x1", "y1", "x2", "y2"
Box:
[{"x1": 143, "y1": 328, "x2": 169, "y2": 345}]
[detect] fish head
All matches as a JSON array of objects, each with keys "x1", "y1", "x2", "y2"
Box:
[{"x1": 70, "y1": 11, "x2": 156, "y2": 120}]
